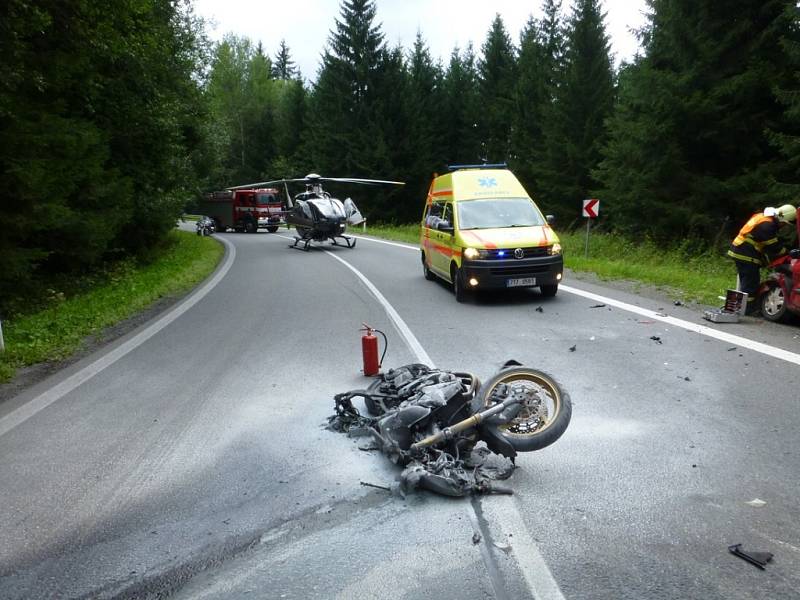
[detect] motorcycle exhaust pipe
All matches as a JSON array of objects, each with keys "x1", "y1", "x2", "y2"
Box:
[{"x1": 410, "y1": 396, "x2": 521, "y2": 450}]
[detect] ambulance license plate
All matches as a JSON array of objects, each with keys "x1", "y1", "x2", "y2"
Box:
[{"x1": 506, "y1": 277, "x2": 536, "y2": 287}]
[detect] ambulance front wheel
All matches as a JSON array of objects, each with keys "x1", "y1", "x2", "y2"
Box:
[
  {"x1": 452, "y1": 265, "x2": 467, "y2": 303},
  {"x1": 540, "y1": 284, "x2": 558, "y2": 297},
  {"x1": 422, "y1": 252, "x2": 435, "y2": 281}
]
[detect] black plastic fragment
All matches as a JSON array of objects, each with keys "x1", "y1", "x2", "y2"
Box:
[
  {"x1": 728, "y1": 544, "x2": 773, "y2": 570},
  {"x1": 650, "y1": 336, "x2": 662, "y2": 344}
]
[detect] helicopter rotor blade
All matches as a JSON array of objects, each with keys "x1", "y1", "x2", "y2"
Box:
[
  {"x1": 226, "y1": 175, "x2": 405, "y2": 191},
  {"x1": 227, "y1": 178, "x2": 307, "y2": 190},
  {"x1": 318, "y1": 177, "x2": 405, "y2": 186}
]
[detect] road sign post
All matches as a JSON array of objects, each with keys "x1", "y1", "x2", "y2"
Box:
[{"x1": 582, "y1": 199, "x2": 600, "y2": 258}]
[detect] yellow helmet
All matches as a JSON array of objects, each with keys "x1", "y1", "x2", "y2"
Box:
[{"x1": 775, "y1": 204, "x2": 797, "y2": 223}]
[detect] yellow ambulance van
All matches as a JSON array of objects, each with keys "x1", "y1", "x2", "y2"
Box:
[{"x1": 420, "y1": 165, "x2": 563, "y2": 302}]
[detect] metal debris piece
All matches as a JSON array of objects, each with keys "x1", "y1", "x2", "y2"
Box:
[
  {"x1": 650, "y1": 336, "x2": 663, "y2": 344},
  {"x1": 728, "y1": 544, "x2": 773, "y2": 570},
  {"x1": 493, "y1": 542, "x2": 512, "y2": 554},
  {"x1": 745, "y1": 498, "x2": 767, "y2": 508},
  {"x1": 360, "y1": 481, "x2": 391, "y2": 492}
]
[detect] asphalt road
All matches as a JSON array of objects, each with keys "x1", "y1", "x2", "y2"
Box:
[{"x1": 1, "y1": 226, "x2": 799, "y2": 600}]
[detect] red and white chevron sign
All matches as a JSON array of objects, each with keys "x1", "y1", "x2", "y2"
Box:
[{"x1": 582, "y1": 198, "x2": 599, "y2": 218}]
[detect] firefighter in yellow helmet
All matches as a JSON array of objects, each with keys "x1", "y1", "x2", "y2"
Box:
[{"x1": 727, "y1": 204, "x2": 797, "y2": 314}]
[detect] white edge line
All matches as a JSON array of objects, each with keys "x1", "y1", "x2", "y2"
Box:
[
  {"x1": 559, "y1": 284, "x2": 800, "y2": 366},
  {"x1": 0, "y1": 237, "x2": 236, "y2": 437},
  {"x1": 356, "y1": 235, "x2": 800, "y2": 367}
]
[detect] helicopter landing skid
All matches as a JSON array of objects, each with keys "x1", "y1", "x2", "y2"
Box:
[
  {"x1": 289, "y1": 235, "x2": 357, "y2": 250},
  {"x1": 290, "y1": 236, "x2": 313, "y2": 251},
  {"x1": 331, "y1": 235, "x2": 357, "y2": 249}
]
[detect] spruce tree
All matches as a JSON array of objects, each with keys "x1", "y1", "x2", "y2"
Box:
[
  {"x1": 767, "y1": 3, "x2": 800, "y2": 205},
  {"x1": 596, "y1": 0, "x2": 799, "y2": 241},
  {"x1": 272, "y1": 39, "x2": 297, "y2": 80},
  {"x1": 477, "y1": 15, "x2": 517, "y2": 163},
  {"x1": 536, "y1": 0, "x2": 614, "y2": 221},
  {"x1": 441, "y1": 44, "x2": 482, "y2": 165},
  {"x1": 306, "y1": 0, "x2": 386, "y2": 175},
  {"x1": 404, "y1": 33, "x2": 445, "y2": 209},
  {"x1": 512, "y1": 1, "x2": 566, "y2": 205}
]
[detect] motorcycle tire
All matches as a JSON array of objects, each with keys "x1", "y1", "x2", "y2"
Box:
[{"x1": 477, "y1": 366, "x2": 571, "y2": 452}]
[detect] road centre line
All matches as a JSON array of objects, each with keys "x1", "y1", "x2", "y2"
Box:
[
  {"x1": 0, "y1": 237, "x2": 237, "y2": 438},
  {"x1": 353, "y1": 235, "x2": 800, "y2": 367},
  {"x1": 323, "y1": 247, "x2": 566, "y2": 600}
]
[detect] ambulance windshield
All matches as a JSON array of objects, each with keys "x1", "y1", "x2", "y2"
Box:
[{"x1": 457, "y1": 197, "x2": 545, "y2": 230}]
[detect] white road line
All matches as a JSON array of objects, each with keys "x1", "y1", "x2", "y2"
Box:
[
  {"x1": 354, "y1": 235, "x2": 800, "y2": 367},
  {"x1": 322, "y1": 248, "x2": 565, "y2": 600},
  {"x1": 0, "y1": 237, "x2": 236, "y2": 438}
]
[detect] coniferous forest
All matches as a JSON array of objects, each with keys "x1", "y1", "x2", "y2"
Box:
[{"x1": 2, "y1": 0, "x2": 800, "y2": 307}]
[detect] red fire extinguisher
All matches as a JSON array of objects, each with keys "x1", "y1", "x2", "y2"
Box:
[{"x1": 360, "y1": 323, "x2": 387, "y2": 376}]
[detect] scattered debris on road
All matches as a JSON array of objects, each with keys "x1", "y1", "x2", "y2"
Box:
[
  {"x1": 590, "y1": 304, "x2": 606, "y2": 309},
  {"x1": 745, "y1": 498, "x2": 767, "y2": 508},
  {"x1": 536, "y1": 306, "x2": 544, "y2": 313},
  {"x1": 569, "y1": 345, "x2": 577, "y2": 352},
  {"x1": 650, "y1": 336, "x2": 663, "y2": 344},
  {"x1": 728, "y1": 544, "x2": 773, "y2": 570},
  {"x1": 472, "y1": 532, "x2": 482, "y2": 544}
]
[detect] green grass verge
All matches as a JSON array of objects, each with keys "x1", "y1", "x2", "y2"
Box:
[
  {"x1": 362, "y1": 223, "x2": 733, "y2": 306},
  {"x1": 0, "y1": 230, "x2": 224, "y2": 383}
]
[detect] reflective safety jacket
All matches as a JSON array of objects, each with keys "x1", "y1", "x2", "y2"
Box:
[{"x1": 727, "y1": 213, "x2": 787, "y2": 265}]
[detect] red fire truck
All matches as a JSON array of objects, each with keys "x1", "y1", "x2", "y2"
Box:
[{"x1": 200, "y1": 188, "x2": 285, "y2": 233}]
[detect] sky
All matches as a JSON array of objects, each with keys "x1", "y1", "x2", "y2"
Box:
[{"x1": 194, "y1": 0, "x2": 650, "y2": 80}]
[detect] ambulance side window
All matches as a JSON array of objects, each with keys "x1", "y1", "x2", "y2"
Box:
[
  {"x1": 425, "y1": 202, "x2": 444, "y2": 228},
  {"x1": 441, "y1": 203, "x2": 453, "y2": 229}
]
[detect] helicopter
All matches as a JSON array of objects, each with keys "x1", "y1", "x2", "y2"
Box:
[{"x1": 228, "y1": 174, "x2": 404, "y2": 250}]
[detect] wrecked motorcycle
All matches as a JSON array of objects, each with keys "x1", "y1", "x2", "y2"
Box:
[{"x1": 329, "y1": 361, "x2": 571, "y2": 496}]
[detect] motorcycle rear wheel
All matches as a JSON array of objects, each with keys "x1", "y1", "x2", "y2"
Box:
[{"x1": 478, "y1": 367, "x2": 571, "y2": 452}]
